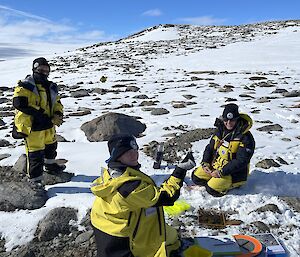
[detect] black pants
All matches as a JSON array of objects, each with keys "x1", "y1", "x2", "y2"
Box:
[{"x1": 93, "y1": 226, "x2": 134, "y2": 257}]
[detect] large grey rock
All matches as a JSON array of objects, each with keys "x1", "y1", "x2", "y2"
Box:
[
  {"x1": 36, "y1": 207, "x2": 78, "y2": 241},
  {"x1": 0, "y1": 182, "x2": 47, "y2": 211},
  {"x1": 257, "y1": 124, "x2": 283, "y2": 132},
  {"x1": 255, "y1": 159, "x2": 281, "y2": 169},
  {"x1": 80, "y1": 112, "x2": 146, "y2": 141}
]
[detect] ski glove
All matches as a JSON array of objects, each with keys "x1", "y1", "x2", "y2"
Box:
[
  {"x1": 52, "y1": 113, "x2": 63, "y2": 127},
  {"x1": 177, "y1": 152, "x2": 196, "y2": 170}
]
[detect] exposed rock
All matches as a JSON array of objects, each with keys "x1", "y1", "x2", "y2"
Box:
[
  {"x1": 139, "y1": 100, "x2": 158, "y2": 106},
  {"x1": 80, "y1": 112, "x2": 146, "y2": 141},
  {"x1": 248, "y1": 221, "x2": 270, "y2": 233},
  {"x1": 249, "y1": 76, "x2": 268, "y2": 80},
  {"x1": 151, "y1": 108, "x2": 170, "y2": 115},
  {"x1": 12, "y1": 154, "x2": 27, "y2": 173},
  {"x1": 70, "y1": 89, "x2": 90, "y2": 98},
  {"x1": 280, "y1": 197, "x2": 300, "y2": 213},
  {"x1": 125, "y1": 85, "x2": 140, "y2": 92},
  {"x1": 0, "y1": 139, "x2": 11, "y2": 147},
  {"x1": 0, "y1": 153, "x2": 10, "y2": 161},
  {"x1": 0, "y1": 182, "x2": 48, "y2": 211},
  {"x1": 255, "y1": 97, "x2": 271, "y2": 103},
  {"x1": 252, "y1": 204, "x2": 282, "y2": 214},
  {"x1": 282, "y1": 90, "x2": 300, "y2": 97},
  {"x1": 182, "y1": 94, "x2": 196, "y2": 100},
  {"x1": 133, "y1": 94, "x2": 149, "y2": 99},
  {"x1": 255, "y1": 159, "x2": 281, "y2": 169},
  {"x1": 257, "y1": 124, "x2": 283, "y2": 132},
  {"x1": 271, "y1": 88, "x2": 288, "y2": 94},
  {"x1": 276, "y1": 156, "x2": 289, "y2": 165},
  {"x1": 36, "y1": 207, "x2": 78, "y2": 241},
  {"x1": 56, "y1": 134, "x2": 68, "y2": 142},
  {"x1": 0, "y1": 119, "x2": 5, "y2": 126},
  {"x1": 143, "y1": 128, "x2": 215, "y2": 162}
]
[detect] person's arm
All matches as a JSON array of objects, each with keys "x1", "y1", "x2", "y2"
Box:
[
  {"x1": 220, "y1": 133, "x2": 255, "y2": 176},
  {"x1": 115, "y1": 153, "x2": 196, "y2": 210}
]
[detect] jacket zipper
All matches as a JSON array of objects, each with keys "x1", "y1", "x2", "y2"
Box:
[
  {"x1": 127, "y1": 211, "x2": 132, "y2": 226},
  {"x1": 132, "y1": 210, "x2": 143, "y2": 239},
  {"x1": 157, "y1": 208, "x2": 162, "y2": 236}
]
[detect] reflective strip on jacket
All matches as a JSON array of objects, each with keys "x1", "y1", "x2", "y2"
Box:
[{"x1": 91, "y1": 167, "x2": 182, "y2": 257}]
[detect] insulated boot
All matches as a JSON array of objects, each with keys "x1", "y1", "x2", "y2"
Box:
[{"x1": 44, "y1": 163, "x2": 66, "y2": 175}]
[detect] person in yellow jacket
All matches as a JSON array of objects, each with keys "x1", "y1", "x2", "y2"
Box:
[
  {"x1": 91, "y1": 134, "x2": 196, "y2": 257},
  {"x1": 192, "y1": 103, "x2": 255, "y2": 197},
  {"x1": 12, "y1": 57, "x2": 65, "y2": 183}
]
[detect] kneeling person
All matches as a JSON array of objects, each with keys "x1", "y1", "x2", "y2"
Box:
[
  {"x1": 192, "y1": 103, "x2": 255, "y2": 197},
  {"x1": 91, "y1": 134, "x2": 195, "y2": 257}
]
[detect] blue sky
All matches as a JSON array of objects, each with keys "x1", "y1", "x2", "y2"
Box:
[{"x1": 0, "y1": 0, "x2": 299, "y2": 48}]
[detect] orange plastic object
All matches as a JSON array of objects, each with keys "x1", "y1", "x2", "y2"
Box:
[{"x1": 233, "y1": 234, "x2": 263, "y2": 257}]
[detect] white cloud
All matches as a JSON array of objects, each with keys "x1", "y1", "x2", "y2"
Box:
[
  {"x1": 0, "y1": 4, "x2": 115, "y2": 57},
  {"x1": 177, "y1": 15, "x2": 227, "y2": 25},
  {"x1": 142, "y1": 9, "x2": 163, "y2": 17}
]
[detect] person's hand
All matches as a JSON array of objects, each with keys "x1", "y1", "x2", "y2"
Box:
[
  {"x1": 203, "y1": 166, "x2": 212, "y2": 175},
  {"x1": 177, "y1": 152, "x2": 196, "y2": 170},
  {"x1": 211, "y1": 170, "x2": 222, "y2": 178},
  {"x1": 52, "y1": 113, "x2": 63, "y2": 126}
]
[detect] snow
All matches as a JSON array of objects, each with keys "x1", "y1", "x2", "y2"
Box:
[
  {"x1": 126, "y1": 26, "x2": 180, "y2": 42},
  {"x1": 0, "y1": 23, "x2": 300, "y2": 255}
]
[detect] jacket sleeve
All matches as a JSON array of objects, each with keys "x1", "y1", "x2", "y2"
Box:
[
  {"x1": 53, "y1": 97, "x2": 63, "y2": 116},
  {"x1": 13, "y1": 86, "x2": 40, "y2": 117},
  {"x1": 221, "y1": 132, "x2": 255, "y2": 176},
  {"x1": 202, "y1": 135, "x2": 216, "y2": 164},
  {"x1": 115, "y1": 168, "x2": 186, "y2": 211}
]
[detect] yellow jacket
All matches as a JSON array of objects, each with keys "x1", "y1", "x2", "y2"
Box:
[
  {"x1": 13, "y1": 75, "x2": 63, "y2": 136},
  {"x1": 91, "y1": 166, "x2": 182, "y2": 257}
]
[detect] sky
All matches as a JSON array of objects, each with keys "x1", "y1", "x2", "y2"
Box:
[
  {"x1": 0, "y1": 25, "x2": 300, "y2": 255},
  {"x1": 0, "y1": 0, "x2": 299, "y2": 58}
]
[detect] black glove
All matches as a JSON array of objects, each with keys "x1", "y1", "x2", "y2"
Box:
[
  {"x1": 172, "y1": 152, "x2": 196, "y2": 180},
  {"x1": 177, "y1": 152, "x2": 196, "y2": 170},
  {"x1": 32, "y1": 113, "x2": 53, "y2": 131}
]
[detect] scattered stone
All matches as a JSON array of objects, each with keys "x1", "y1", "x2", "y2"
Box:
[
  {"x1": 182, "y1": 94, "x2": 196, "y2": 100},
  {"x1": 0, "y1": 153, "x2": 10, "y2": 161},
  {"x1": 133, "y1": 94, "x2": 149, "y2": 99},
  {"x1": 81, "y1": 112, "x2": 146, "y2": 141},
  {"x1": 257, "y1": 124, "x2": 283, "y2": 132},
  {"x1": 276, "y1": 157, "x2": 289, "y2": 165},
  {"x1": 56, "y1": 134, "x2": 68, "y2": 142},
  {"x1": 248, "y1": 221, "x2": 270, "y2": 233},
  {"x1": 139, "y1": 100, "x2": 158, "y2": 106},
  {"x1": 255, "y1": 97, "x2": 271, "y2": 103},
  {"x1": 0, "y1": 181, "x2": 48, "y2": 211},
  {"x1": 70, "y1": 89, "x2": 90, "y2": 98},
  {"x1": 0, "y1": 119, "x2": 5, "y2": 126},
  {"x1": 0, "y1": 139, "x2": 11, "y2": 147},
  {"x1": 151, "y1": 108, "x2": 170, "y2": 115},
  {"x1": 282, "y1": 90, "x2": 300, "y2": 97},
  {"x1": 143, "y1": 128, "x2": 215, "y2": 162},
  {"x1": 125, "y1": 85, "x2": 140, "y2": 92},
  {"x1": 252, "y1": 204, "x2": 282, "y2": 214},
  {"x1": 36, "y1": 207, "x2": 78, "y2": 241},
  {"x1": 255, "y1": 159, "x2": 281, "y2": 169},
  {"x1": 249, "y1": 76, "x2": 268, "y2": 80},
  {"x1": 280, "y1": 197, "x2": 300, "y2": 213},
  {"x1": 271, "y1": 88, "x2": 288, "y2": 94},
  {"x1": 281, "y1": 138, "x2": 291, "y2": 142}
]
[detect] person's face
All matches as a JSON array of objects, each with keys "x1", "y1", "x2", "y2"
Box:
[
  {"x1": 35, "y1": 65, "x2": 50, "y2": 77},
  {"x1": 117, "y1": 149, "x2": 139, "y2": 166},
  {"x1": 223, "y1": 119, "x2": 237, "y2": 130}
]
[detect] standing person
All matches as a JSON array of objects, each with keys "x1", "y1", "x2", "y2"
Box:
[
  {"x1": 192, "y1": 103, "x2": 255, "y2": 197},
  {"x1": 91, "y1": 134, "x2": 196, "y2": 257},
  {"x1": 12, "y1": 57, "x2": 65, "y2": 183}
]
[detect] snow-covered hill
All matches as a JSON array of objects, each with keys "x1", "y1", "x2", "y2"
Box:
[{"x1": 0, "y1": 20, "x2": 299, "y2": 256}]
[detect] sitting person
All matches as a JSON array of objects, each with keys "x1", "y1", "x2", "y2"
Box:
[
  {"x1": 90, "y1": 134, "x2": 196, "y2": 257},
  {"x1": 192, "y1": 103, "x2": 255, "y2": 197}
]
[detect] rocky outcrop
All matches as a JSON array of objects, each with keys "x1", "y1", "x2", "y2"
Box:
[{"x1": 80, "y1": 112, "x2": 146, "y2": 141}]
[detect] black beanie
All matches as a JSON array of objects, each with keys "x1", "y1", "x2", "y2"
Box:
[
  {"x1": 222, "y1": 103, "x2": 239, "y2": 121},
  {"x1": 107, "y1": 134, "x2": 138, "y2": 162},
  {"x1": 32, "y1": 57, "x2": 50, "y2": 71}
]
